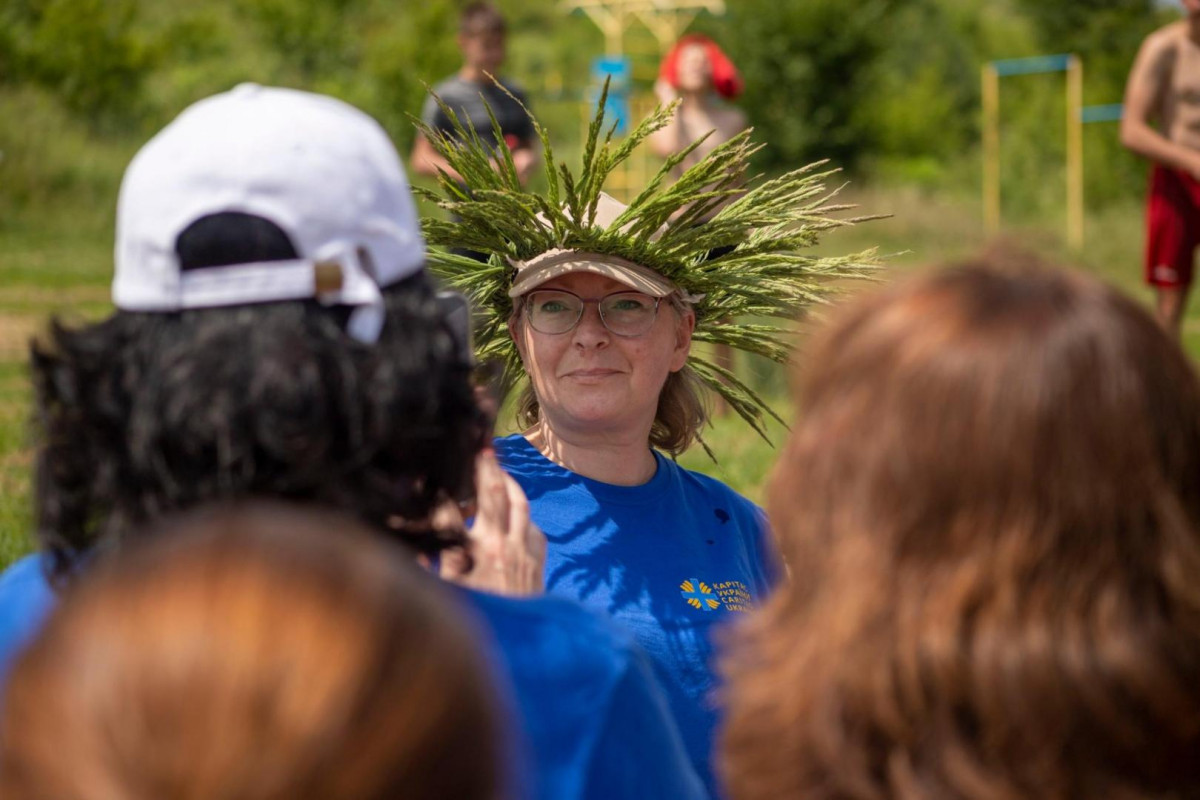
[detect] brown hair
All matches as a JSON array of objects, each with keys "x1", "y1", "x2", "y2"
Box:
[
  {"x1": 512, "y1": 296, "x2": 708, "y2": 456},
  {"x1": 722, "y1": 254, "x2": 1200, "y2": 800},
  {"x1": 0, "y1": 505, "x2": 500, "y2": 800},
  {"x1": 460, "y1": 2, "x2": 506, "y2": 36}
]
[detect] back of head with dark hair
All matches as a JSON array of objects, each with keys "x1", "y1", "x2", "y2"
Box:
[
  {"x1": 31, "y1": 214, "x2": 488, "y2": 574},
  {"x1": 460, "y1": 1, "x2": 506, "y2": 36},
  {"x1": 723, "y1": 251, "x2": 1200, "y2": 800},
  {"x1": 0, "y1": 504, "x2": 500, "y2": 800}
]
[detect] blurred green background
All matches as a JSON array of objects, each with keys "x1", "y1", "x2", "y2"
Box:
[{"x1": 0, "y1": 0, "x2": 1188, "y2": 563}]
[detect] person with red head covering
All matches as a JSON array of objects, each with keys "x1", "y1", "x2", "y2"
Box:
[
  {"x1": 651, "y1": 34, "x2": 747, "y2": 175},
  {"x1": 650, "y1": 34, "x2": 748, "y2": 413},
  {"x1": 658, "y1": 33, "x2": 744, "y2": 101}
]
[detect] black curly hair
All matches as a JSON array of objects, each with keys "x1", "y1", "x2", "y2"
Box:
[{"x1": 31, "y1": 214, "x2": 488, "y2": 577}]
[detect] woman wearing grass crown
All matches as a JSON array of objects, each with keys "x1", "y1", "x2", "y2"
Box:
[{"x1": 419, "y1": 89, "x2": 877, "y2": 794}]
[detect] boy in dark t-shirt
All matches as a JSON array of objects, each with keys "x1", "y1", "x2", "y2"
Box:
[{"x1": 411, "y1": 2, "x2": 537, "y2": 187}]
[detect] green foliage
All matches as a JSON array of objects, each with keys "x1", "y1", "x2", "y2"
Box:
[
  {"x1": 0, "y1": 360, "x2": 33, "y2": 567},
  {"x1": 0, "y1": 0, "x2": 1185, "y2": 244},
  {"x1": 3, "y1": 0, "x2": 160, "y2": 123},
  {"x1": 355, "y1": 1, "x2": 461, "y2": 148},
  {"x1": 0, "y1": 86, "x2": 135, "y2": 232},
  {"x1": 235, "y1": 0, "x2": 361, "y2": 81},
  {"x1": 697, "y1": 0, "x2": 896, "y2": 173},
  {"x1": 1016, "y1": 0, "x2": 1165, "y2": 71}
]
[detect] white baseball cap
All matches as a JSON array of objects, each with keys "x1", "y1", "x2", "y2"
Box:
[{"x1": 114, "y1": 84, "x2": 425, "y2": 342}]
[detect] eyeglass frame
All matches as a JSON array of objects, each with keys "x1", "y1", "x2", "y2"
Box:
[{"x1": 520, "y1": 287, "x2": 667, "y2": 338}]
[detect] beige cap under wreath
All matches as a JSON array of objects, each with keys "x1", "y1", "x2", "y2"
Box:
[{"x1": 507, "y1": 192, "x2": 677, "y2": 299}]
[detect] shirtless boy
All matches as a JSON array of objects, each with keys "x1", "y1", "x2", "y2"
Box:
[{"x1": 1122, "y1": 0, "x2": 1200, "y2": 335}]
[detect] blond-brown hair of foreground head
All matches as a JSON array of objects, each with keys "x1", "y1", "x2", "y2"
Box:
[
  {"x1": 722, "y1": 251, "x2": 1200, "y2": 800},
  {"x1": 0, "y1": 504, "x2": 501, "y2": 800}
]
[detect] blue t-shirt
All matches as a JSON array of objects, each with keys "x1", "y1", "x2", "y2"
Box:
[
  {"x1": 495, "y1": 434, "x2": 776, "y2": 796},
  {"x1": 0, "y1": 553, "x2": 708, "y2": 800}
]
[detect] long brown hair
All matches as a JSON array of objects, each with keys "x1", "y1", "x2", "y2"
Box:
[
  {"x1": 0, "y1": 504, "x2": 501, "y2": 800},
  {"x1": 722, "y1": 256, "x2": 1200, "y2": 800}
]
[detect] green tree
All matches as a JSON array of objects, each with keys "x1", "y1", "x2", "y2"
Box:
[
  {"x1": 866, "y1": 0, "x2": 978, "y2": 179},
  {"x1": 13, "y1": 0, "x2": 158, "y2": 124},
  {"x1": 235, "y1": 0, "x2": 364, "y2": 83},
  {"x1": 697, "y1": 0, "x2": 899, "y2": 173}
]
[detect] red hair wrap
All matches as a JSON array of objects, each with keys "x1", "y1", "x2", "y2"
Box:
[{"x1": 658, "y1": 34, "x2": 744, "y2": 100}]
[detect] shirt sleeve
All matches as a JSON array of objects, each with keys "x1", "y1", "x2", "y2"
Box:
[{"x1": 584, "y1": 648, "x2": 712, "y2": 800}]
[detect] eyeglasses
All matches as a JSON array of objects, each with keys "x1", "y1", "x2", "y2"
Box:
[{"x1": 523, "y1": 289, "x2": 662, "y2": 337}]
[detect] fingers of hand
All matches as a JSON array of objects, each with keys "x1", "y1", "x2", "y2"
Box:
[
  {"x1": 458, "y1": 450, "x2": 544, "y2": 594},
  {"x1": 472, "y1": 450, "x2": 511, "y2": 539},
  {"x1": 502, "y1": 469, "x2": 529, "y2": 544}
]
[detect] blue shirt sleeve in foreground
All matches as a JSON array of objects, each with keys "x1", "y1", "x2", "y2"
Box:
[
  {"x1": 0, "y1": 554, "x2": 56, "y2": 686},
  {"x1": 585, "y1": 646, "x2": 711, "y2": 800}
]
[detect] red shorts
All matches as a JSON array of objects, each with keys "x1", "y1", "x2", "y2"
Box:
[{"x1": 1146, "y1": 165, "x2": 1200, "y2": 288}]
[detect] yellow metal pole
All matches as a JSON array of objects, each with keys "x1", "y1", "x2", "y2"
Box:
[
  {"x1": 982, "y1": 64, "x2": 1000, "y2": 237},
  {"x1": 1066, "y1": 55, "x2": 1084, "y2": 250},
  {"x1": 606, "y1": 17, "x2": 622, "y2": 56}
]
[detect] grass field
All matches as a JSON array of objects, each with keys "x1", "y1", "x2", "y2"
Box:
[{"x1": 0, "y1": 183, "x2": 1193, "y2": 568}]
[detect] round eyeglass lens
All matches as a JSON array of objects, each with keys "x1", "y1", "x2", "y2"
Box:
[
  {"x1": 599, "y1": 292, "x2": 658, "y2": 336},
  {"x1": 526, "y1": 290, "x2": 584, "y2": 334}
]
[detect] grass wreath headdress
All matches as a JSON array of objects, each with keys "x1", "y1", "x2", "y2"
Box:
[{"x1": 415, "y1": 82, "x2": 880, "y2": 445}]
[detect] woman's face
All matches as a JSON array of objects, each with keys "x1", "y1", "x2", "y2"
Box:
[
  {"x1": 675, "y1": 43, "x2": 713, "y2": 93},
  {"x1": 511, "y1": 272, "x2": 693, "y2": 440}
]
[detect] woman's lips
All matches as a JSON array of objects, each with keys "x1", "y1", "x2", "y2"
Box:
[{"x1": 563, "y1": 368, "x2": 622, "y2": 381}]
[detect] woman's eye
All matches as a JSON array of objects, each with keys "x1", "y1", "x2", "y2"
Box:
[
  {"x1": 539, "y1": 301, "x2": 568, "y2": 313},
  {"x1": 610, "y1": 298, "x2": 649, "y2": 312}
]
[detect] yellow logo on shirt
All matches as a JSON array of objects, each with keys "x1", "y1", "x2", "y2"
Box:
[{"x1": 680, "y1": 579, "x2": 721, "y2": 611}]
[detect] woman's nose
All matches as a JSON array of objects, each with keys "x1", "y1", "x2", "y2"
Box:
[{"x1": 571, "y1": 303, "x2": 610, "y2": 347}]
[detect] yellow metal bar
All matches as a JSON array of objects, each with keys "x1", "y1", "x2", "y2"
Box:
[
  {"x1": 1066, "y1": 55, "x2": 1084, "y2": 250},
  {"x1": 576, "y1": 5, "x2": 625, "y2": 55},
  {"x1": 564, "y1": 0, "x2": 725, "y2": 53},
  {"x1": 982, "y1": 64, "x2": 1000, "y2": 237},
  {"x1": 634, "y1": 9, "x2": 699, "y2": 49}
]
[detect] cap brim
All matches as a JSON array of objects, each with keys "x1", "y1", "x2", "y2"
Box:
[{"x1": 508, "y1": 251, "x2": 676, "y2": 298}]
